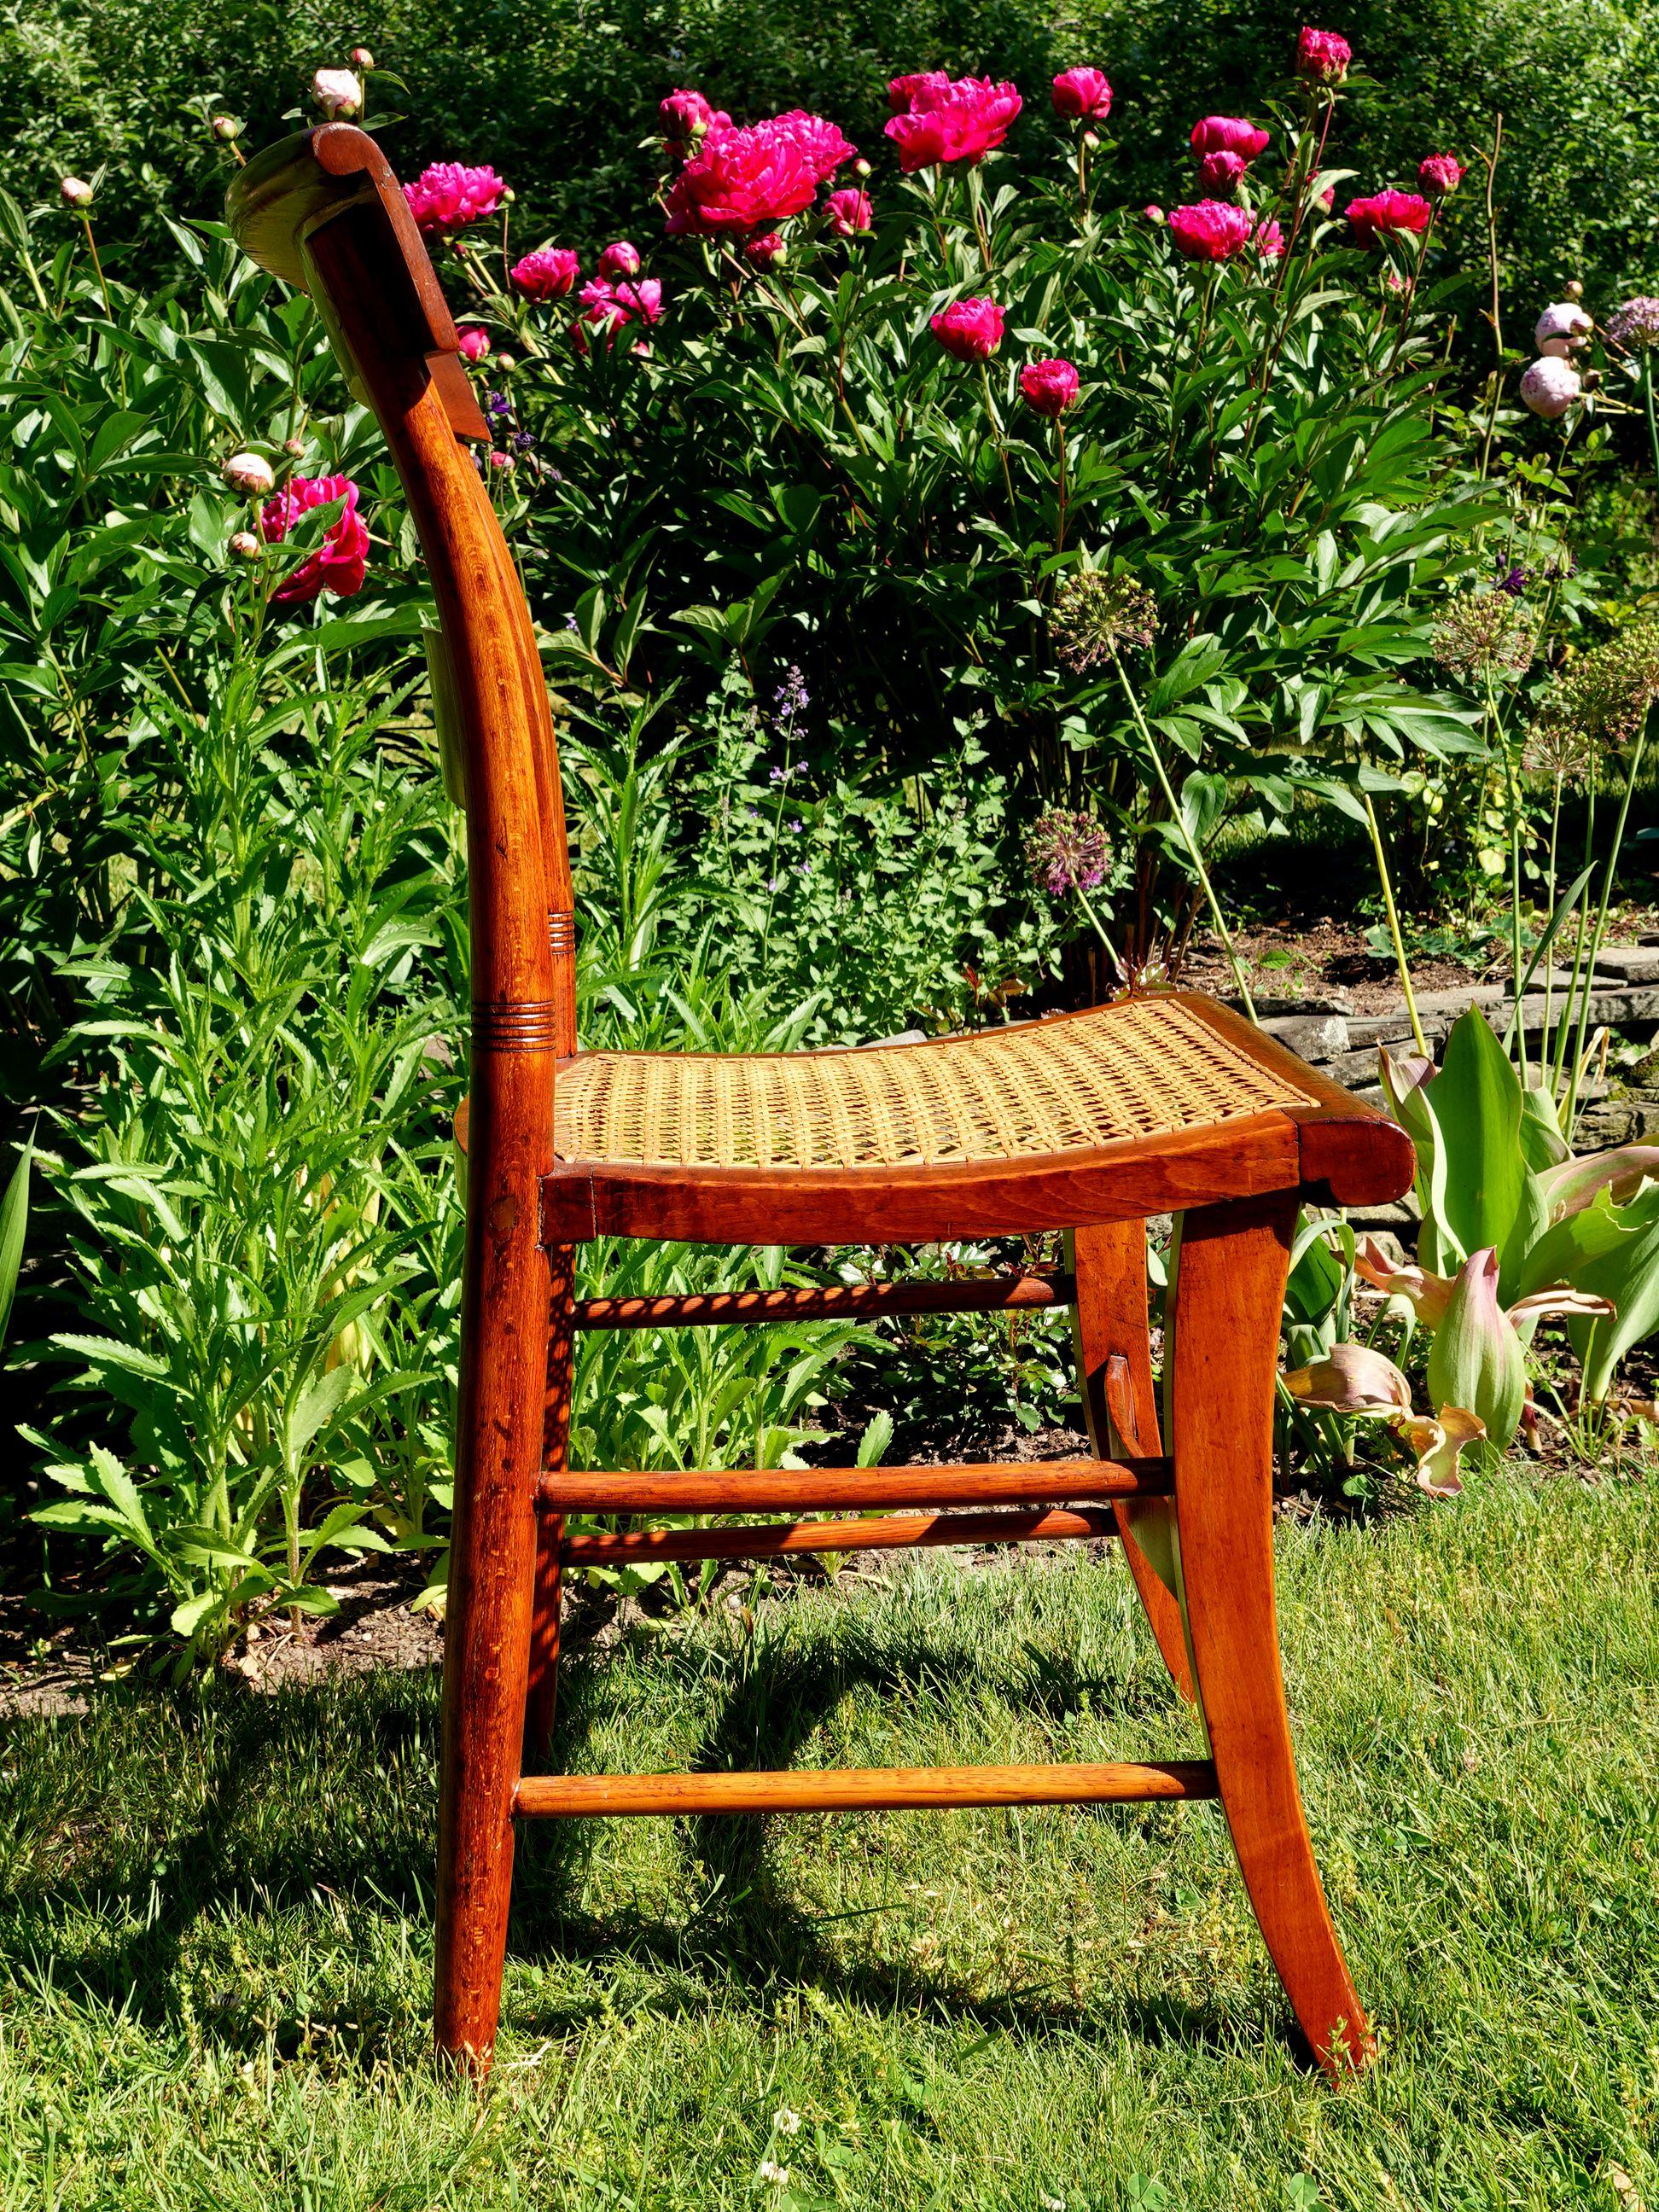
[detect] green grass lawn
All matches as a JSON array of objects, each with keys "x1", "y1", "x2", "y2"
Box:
[{"x1": 3, "y1": 1470, "x2": 1656, "y2": 2211}]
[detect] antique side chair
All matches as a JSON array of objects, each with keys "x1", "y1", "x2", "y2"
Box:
[{"x1": 229, "y1": 126, "x2": 1416, "y2": 2081}]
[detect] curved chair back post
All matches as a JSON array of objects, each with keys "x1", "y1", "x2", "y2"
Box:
[{"x1": 229, "y1": 125, "x2": 573, "y2": 2067}]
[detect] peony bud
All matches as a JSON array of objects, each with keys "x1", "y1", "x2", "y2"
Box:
[
  {"x1": 1082, "y1": 130, "x2": 1100, "y2": 148},
  {"x1": 311, "y1": 68, "x2": 362, "y2": 119},
  {"x1": 457, "y1": 325, "x2": 490, "y2": 362},
  {"x1": 60, "y1": 177, "x2": 93, "y2": 207},
  {"x1": 746, "y1": 231, "x2": 786, "y2": 270},
  {"x1": 597, "y1": 240, "x2": 642, "y2": 278},
  {"x1": 495, "y1": 352, "x2": 515, "y2": 371},
  {"x1": 212, "y1": 114, "x2": 242, "y2": 142},
  {"x1": 1534, "y1": 301, "x2": 1592, "y2": 357},
  {"x1": 229, "y1": 530, "x2": 261, "y2": 560},
  {"x1": 284, "y1": 435, "x2": 306, "y2": 456},
  {"x1": 853, "y1": 157, "x2": 871, "y2": 178},
  {"x1": 350, "y1": 45, "x2": 374, "y2": 68},
  {"x1": 1521, "y1": 356, "x2": 1581, "y2": 418},
  {"x1": 488, "y1": 449, "x2": 515, "y2": 472},
  {"x1": 1564, "y1": 279, "x2": 1584, "y2": 300},
  {"x1": 222, "y1": 451, "x2": 276, "y2": 496}
]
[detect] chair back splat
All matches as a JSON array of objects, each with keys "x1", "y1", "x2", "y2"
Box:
[{"x1": 229, "y1": 125, "x2": 1419, "y2": 2088}]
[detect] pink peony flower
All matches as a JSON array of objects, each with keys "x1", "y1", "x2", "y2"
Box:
[
  {"x1": 1196, "y1": 149, "x2": 1245, "y2": 195},
  {"x1": 597, "y1": 240, "x2": 642, "y2": 278},
  {"x1": 1020, "y1": 357, "x2": 1080, "y2": 416},
  {"x1": 579, "y1": 276, "x2": 665, "y2": 333},
  {"x1": 457, "y1": 325, "x2": 490, "y2": 362},
  {"x1": 885, "y1": 76, "x2": 1022, "y2": 172},
  {"x1": 1417, "y1": 153, "x2": 1465, "y2": 197},
  {"x1": 1189, "y1": 115, "x2": 1270, "y2": 163},
  {"x1": 259, "y1": 474, "x2": 369, "y2": 605},
  {"x1": 1254, "y1": 218, "x2": 1286, "y2": 258},
  {"x1": 888, "y1": 71, "x2": 952, "y2": 112},
  {"x1": 930, "y1": 297, "x2": 1004, "y2": 361},
  {"x1": 1345, "y1": 189, "x2": 1432, "y2": 242},
  {"x1": 745, "y1": 231, "x2": 787, "y2": 268},
  {"x1": 825, "y1": 186, "x2": 873, "y2": 236},
  {"x1": 660, "y1": 87, "x2": 717, "y2": 148},
  {"x1": 404, "y1": 162, "x2": 507, "y2": 234},
  {"x1": 1520, "y1": 358, "x2": 1581, "y2": 417},
  {"x1": 771, "y1": 109, "x2": 858, "y2": 183},
  {"x1": 510, "y1": 247, "x2": 580, "y2": 300},
  {"x1": 1051, "y1": 68, "x2": 1112, "y2": 120},
  {"x1": 1295, "y1": 26, "x2": 1351, "y2": 82},
  {"x1": 1168, "y1": 201, "x2": 1252, "y2": 260},
  {"x1": 663, "y1": 116, "x2": 824, "y2": 234}
]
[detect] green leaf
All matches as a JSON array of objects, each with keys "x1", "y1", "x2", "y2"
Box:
[
  {"x1": 1421, "y1": 1010, "x2": 1530, "y2": 1293},
  {"x1": 0, "y1": 1129, "x2": 32, "y2": 1352}
]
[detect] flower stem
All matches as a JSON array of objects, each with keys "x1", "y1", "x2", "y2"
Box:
[
  {"x1": 1054, "y1": 420, "x2": 1068, "y2": 556},
  {"x1": 978, "y1": 360, "x2": 1018, "y2": 521},
  {"x1": 1111, "y1": 648, "x2": 1255, "y2": 1017},
  {"x1": 1564, "y1": 717, "x2": 1648, "y2": 1138},
  {"x1": 1362, "y1": 792, "x2": 1429, "y2": 1055},
  {"x1": 1074, "y1": 879, "x2": 1126, "y2": 983},
  {"x1": 1644, "y1": 358, "x2": 1659, "y2": 500}
]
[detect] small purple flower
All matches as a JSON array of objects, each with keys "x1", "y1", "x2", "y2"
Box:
[
  {"x1": 486, "y1": 392, "x2": 514, "y2": 417},
  {"x1": 789, "y1": 818, "x2": 804, "y2": 834},
  {"x1": 1023, "y1": 806, "x2": 1112, "y2": 899},
  {"x1": 1607, "y1": 296, "x2": 1659, "y2": 352},
  {"x1": 1494, "y1": 563, "x2": 1529, "y2": 598},
  {"x1": 767, "y1": 875, "x2": 783, "y2": 892},
  {"x1": 774, "y1": 665, "x2": 810, "y2": 719},
  {"x1": 510, "y1": 429, "x2": 537, "y2": 453}
]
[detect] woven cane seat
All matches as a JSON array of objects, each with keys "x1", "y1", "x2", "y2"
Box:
[{"x1": 554, "y1": 995, "x2": 1316, "y2": 1173}]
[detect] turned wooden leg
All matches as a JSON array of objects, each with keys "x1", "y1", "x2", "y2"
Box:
[
  {"x1": 1070, "y1": 1223, "x2": 1195, "y2": 1704},
  {"x1": 434, "y1": 1062, "x2": 553, "y2": 2075},
  {"x1": 525, "y1": 1249, "x2": 576, "y2": 1758},
  {"x1": 1166, "y1": 1195, "x2": 1372, "y2": 2075}
]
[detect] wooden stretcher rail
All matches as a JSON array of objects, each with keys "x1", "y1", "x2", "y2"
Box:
[
  {"x1": 514, "y1": 1759, "x2": 1220, "y2": 1818},
  {"x1": 573, "y1": 1274, "x2": 1074, "y2": 1330},
  {"x1": 560, "y1": 1505, "x2": 1119, "y2": 1565},
  {"x1": 535, "y1": 1457, "x2": 1172, "y2": 1516}
]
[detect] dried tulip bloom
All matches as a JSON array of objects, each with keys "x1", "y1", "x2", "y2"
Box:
[
  {"x1": 1024, "y1": 807, "x2": 1110, "y2": 898},
  {"x1": 1050, "y1": 572, "x2": 1157, "y2": 672},
  {"x1": 1607, "y1": 296, "x2": 1659, "y2": 352},
  {"x1": 1431, "y1": 588, "x2": 1538, "y2": 678}
]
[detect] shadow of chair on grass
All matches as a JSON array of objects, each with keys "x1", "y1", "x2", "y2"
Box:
[{"x1": 509, "y1": 1595, "x2": 1244, "y2": 2064}]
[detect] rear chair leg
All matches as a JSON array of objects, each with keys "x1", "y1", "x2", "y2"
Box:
[
  {"x1": 1166, "y1": 1196, "x2": 1372, "y2": 2074},
  {"x1": 526, "y1": 1248, "x2": 577, "y2": 1758},
  {"x1": 1070, "y1": 1222, "x2": 1195, "y2": 1703},
  {"x1": 433, "y1": 1086, "x2": 555, "y2": 2075}
]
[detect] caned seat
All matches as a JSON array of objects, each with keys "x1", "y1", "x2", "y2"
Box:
[
  {"x1": 554, "y1": 997, "x2": 1316, "y2": 1172},
  {"x1": 230, "y1": 121, "x2": 1417, "y2": 2088}
]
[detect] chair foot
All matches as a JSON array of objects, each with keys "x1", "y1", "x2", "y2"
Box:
[
  {"x1": 1167, "y1": 1196, "x2": 1373, "y2": 2075},
  {"x1": 1070, "y1": 1223, "x2": 1196, "y2": 1704}
]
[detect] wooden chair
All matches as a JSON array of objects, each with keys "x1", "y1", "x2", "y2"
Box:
[{"x1": 229, "y1": 125, "x2": 1415, "y2": 2082}]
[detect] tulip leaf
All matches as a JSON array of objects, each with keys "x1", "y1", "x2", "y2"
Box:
[{"x1": 1421, "y1": 1010, "x2": 1533, "y2": 1295}]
